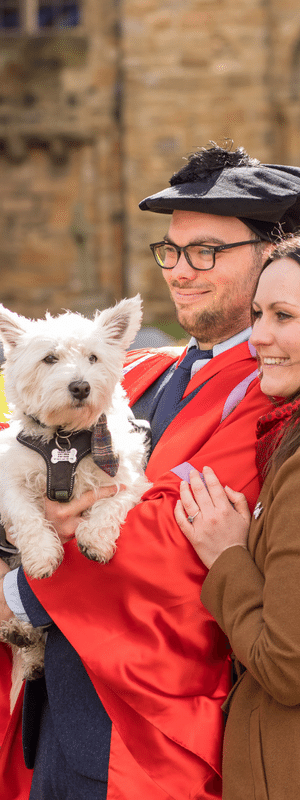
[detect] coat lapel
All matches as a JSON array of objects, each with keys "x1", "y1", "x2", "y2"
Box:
[{"x1": 147, "y1": 342, "x2": 257, "y2": 478}]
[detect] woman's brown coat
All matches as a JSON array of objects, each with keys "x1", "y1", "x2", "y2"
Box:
[{"x1": 201, "y1": 448, "x2": 300, "y2": 800}]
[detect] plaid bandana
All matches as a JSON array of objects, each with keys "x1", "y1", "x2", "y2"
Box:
[
  {"x1": 256, "y1": 397, "x2": 300, "y2": 485},
  {"x1": 91, "y1": 413, "x2": 120, "y2": 477}
]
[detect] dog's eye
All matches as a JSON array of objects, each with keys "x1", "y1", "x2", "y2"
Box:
[
  {"x1": 89, "y1": 354, "x2": 98, "y2": 363},
  {"x1": 43, "y1": 355, "x2": 58, "y2": 364}
]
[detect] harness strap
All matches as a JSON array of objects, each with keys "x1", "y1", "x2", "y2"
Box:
[{"x1": 17, "y1": 429, "x2": 92, "y2": 502}]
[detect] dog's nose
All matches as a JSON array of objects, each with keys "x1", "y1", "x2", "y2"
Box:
[{"x1": 68, "y1": 380, "x2": 90, "y2": 401}]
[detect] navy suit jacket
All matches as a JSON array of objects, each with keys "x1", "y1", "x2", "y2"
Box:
[{"x1": 18, "y1": 568, "x2": 112, "y2": 780}]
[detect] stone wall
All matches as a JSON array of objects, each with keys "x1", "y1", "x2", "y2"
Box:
[
  {"x1": 0, "y1": 0, "x2": 300, "y2": 330},
  {"x1": 123, "y1": 0, "x2": 300, "y2": 324},
  {"x1": 0, "y1": 0, "x2": 123, "y2": 317}
]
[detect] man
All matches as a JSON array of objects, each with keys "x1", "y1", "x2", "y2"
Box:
[{"x1": 2, "y1": 143, "x2": 300, "y2": 800}]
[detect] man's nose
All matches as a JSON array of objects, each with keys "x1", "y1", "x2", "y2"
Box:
[{"x1": 169, "y1": 251, "x2": 198, "y2": 280}]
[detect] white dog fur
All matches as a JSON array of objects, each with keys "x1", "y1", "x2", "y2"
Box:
[
  {"x1": 0, "y1": 296, "x2": 150, "y2": 680},
  {"x1": 0, "y1": 295, "x2": 150, "y2": 578}
]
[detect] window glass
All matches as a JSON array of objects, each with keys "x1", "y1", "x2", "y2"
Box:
[
  {"x1": 0, "y1": 1, "x2": 20, "y2": 29},
  {"x1": 38, "y1": 2, "x2": 80, "y2": 28}
]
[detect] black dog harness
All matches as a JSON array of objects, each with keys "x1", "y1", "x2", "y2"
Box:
[
  {"x1": 0, "y1": 431, "x2": 93, "y2": 558},
  {"x1": 0, "y1": 416, "x2": 150, "y2": 558},
  {"x1": 16, "y1": 410, "x2": 123, "y2": 503},
  {"x1": 17, "y1": 428, "x2": 95, "y2": 502}
]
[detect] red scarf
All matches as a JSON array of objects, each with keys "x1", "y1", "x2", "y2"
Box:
[{"x1": 256, "y1": 397, "x2": 300, "y2": 484}]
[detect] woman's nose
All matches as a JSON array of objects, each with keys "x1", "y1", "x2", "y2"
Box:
[{"x1": 250, "y1": 317, "x2": 273, "y2": 347}]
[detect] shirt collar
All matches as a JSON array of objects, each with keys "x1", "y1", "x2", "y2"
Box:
[{"x1": 188, "y1": 326, "x2": 252, "y2": 357}]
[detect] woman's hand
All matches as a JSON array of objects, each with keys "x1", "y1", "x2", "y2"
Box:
[
  {"x1": 44, "y1": 484, "x2": 125, "y2": 544},
  {"x1": 174, "y1": 466, "x2": 251, "y2": 569}
]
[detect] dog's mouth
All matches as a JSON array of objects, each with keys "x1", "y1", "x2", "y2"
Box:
[{"x1": 38, "y1": 400, "x2": 101, "y2": 432}]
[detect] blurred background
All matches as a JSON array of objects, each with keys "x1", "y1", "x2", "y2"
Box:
[{"x1": 0, "y1": 0, "x2": 299, "y2": 344}]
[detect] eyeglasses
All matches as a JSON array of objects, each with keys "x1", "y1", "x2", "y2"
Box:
[{"x1": 149, "y1": 238, "x2": 262, "y2": 271}]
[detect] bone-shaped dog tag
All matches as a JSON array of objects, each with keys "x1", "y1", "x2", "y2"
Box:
[{"x1": 51, "y1": 448, "x2": 77, "y2": 464}]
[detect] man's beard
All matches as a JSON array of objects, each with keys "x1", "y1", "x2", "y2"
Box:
[
  {"x1": 173, "y1": 250, "x2": 264, "y2": 343},
  {"x1": 175, "y1": 305, "x2": 246, "y2": 344}
]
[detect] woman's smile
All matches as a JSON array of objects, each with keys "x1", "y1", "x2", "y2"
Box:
[
  {"x1": 262, "y1": 356, "x2": 289, "y2": 365},
  {"x1": 250, "y1": 257, "x2": 300, "y2": 398}
]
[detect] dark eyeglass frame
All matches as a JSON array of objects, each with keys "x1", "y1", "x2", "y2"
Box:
[{"x1": 149, "y1": 238, "x2": 262, "y2": 270}]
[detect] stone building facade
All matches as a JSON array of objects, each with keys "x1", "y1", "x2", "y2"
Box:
[{"x1": 0, "y1": 0, "x2": 300, "y2": 332}]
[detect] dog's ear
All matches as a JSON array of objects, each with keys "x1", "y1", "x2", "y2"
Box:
[
  {"x1": 95, "y1": 295, "x2": 142, "y2": 350},
  {"x1": 0, "y1": 305, "x2": 27, "y2": 348}
]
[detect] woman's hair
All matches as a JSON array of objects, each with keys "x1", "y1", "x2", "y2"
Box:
[
  {"x1": 260, "y1": 233, "x2": 300, "y2": 273},
  {"x1": 254, "y1": 233, "x2": 300, "y2": 472}
]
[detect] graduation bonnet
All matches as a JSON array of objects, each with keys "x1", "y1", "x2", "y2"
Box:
[{"x1": 139, "y1": 146, "x2": 300, "y2": 241}]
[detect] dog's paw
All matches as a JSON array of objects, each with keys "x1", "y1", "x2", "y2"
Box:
[
  {"x1": 22, "y1": 640, "x2": 46, "y2": 681},
  {"x1": 77, "y1": 540, "x2": 116, "y2": 563},
  {"x1": 23, "y1": 563, "x2": 61, "y2": 580},
  {"x1": 21, "y1": 546, "x2": 64, "y2": 579},
  {"x1": 76, "y1": 518, "x2": 119, "y2": 564},
  {"x1": 1, "y1": 620, "x2": 46, "y2": 680},
  {"x1": 0, "y1": 618, "x2": 41, "y2": 648},
  {"x1": 0, "y1": 620, "x2": 31, "y2": 648},
  {"x1": 23, "y1": 662, "x2": 45, "y2": 681}
]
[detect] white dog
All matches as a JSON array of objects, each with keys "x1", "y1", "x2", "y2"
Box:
[
  {"x1": 0, "y1": 295, "x2": 150, "y2": 579},
  {"x1": 0, "y1": 296, "x2": 151, "y2": 680}
]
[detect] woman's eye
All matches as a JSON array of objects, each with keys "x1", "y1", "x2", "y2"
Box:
[
  {"x1": 251, "y1": 309, "x2": 262, "y2": 320},
  {"x1": 276, "y1": 312, "x2": 292, "y2": 321},
  {"x1": 89, "y1": 354, "x2": 98, "y2": 363},
  {"x1": 43, "y1": 354, "x2": 58, "y2": 364}
]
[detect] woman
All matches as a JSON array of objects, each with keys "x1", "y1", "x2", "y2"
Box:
[{"x1": 175, "y1": 235, "x2": 300, "y2": 800}]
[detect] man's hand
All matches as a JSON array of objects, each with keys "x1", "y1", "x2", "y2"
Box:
[
  {"x1": 0, "y1": 559, "x2": 13, "y2": 622},
  {"x1": 44, "y1": 484, "x2": 125, "y2": 544},
  {"x1": 174, "y1": 467, "x2": 251, "y2": 569}
]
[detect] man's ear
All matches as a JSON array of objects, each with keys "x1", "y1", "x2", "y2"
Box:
[{"x1": 262, "y1": 241, "x2": 276, "y2": 261}]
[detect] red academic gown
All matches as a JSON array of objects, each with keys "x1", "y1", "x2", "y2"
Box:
[
  {"x1": 0, "y1": 343, "x2": 272, "y2": 800},
  {"x1": 0, "y1": 421, "x2": 34, "y2": 799}
]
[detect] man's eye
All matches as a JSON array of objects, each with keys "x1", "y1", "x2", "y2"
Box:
[
  {"x1": 198, "y1": 247, "x2": 213, "y2": 257},
  {"x1": 43, "y1": 354, "x2": 58, "y2": 364},
  {"x1": 89, "y1": 354, "x2": 98, "y2": 363}
]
